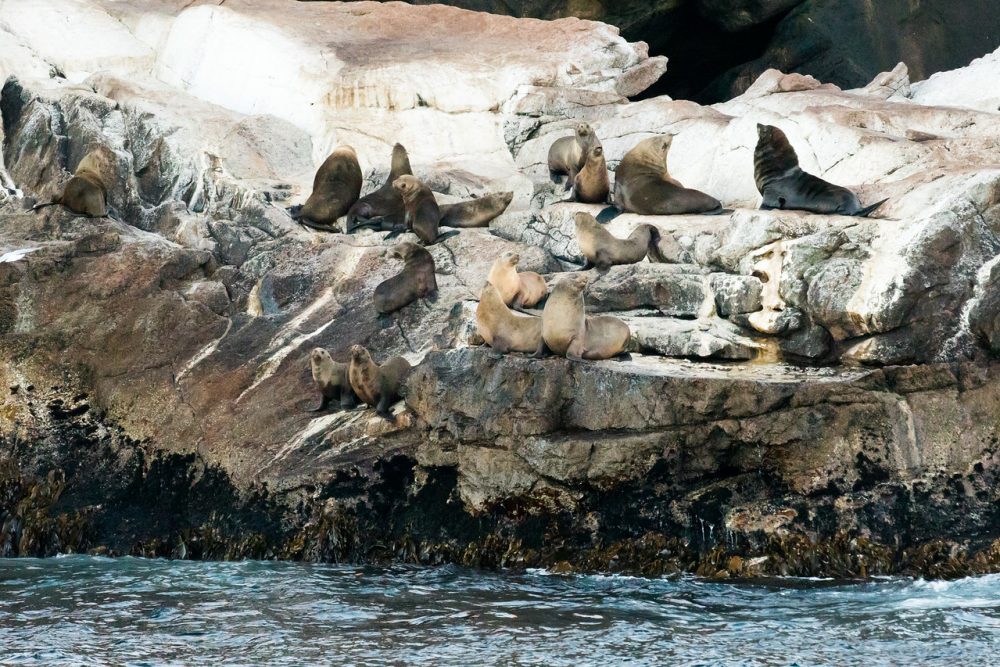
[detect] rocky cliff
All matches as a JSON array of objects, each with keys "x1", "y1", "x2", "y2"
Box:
[{"x1": 2, "y1": 0, "x2": 1000, "y2": 578}]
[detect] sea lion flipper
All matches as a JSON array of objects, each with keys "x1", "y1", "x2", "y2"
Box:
[
  {"x1": 383, "y1": 229, "x2": 404, "y2": 241},
  {"x1": 310, "y1": 394, "x2": 332, "y2": 413},
  {"x1": 29, "y1": 201, "x2": 60, "y2": 213},
  {"x1": 340, "y1": 390, "x2": 358, "y2": 411},
  {"x1": 433, "y1": 230, "x2": 461, "y2": 244},
  {"x1": 595, "y1": 206, "x2": 621, "y2": 224},
  {"x1": 287, "y1": 204, "x2": 304, "y2": 219},
  {"x1": 702, "y1": 207, "x2": 734, "y2": 216},
  {"x1": 854, "y1": 198, "x2": 888, "y2": 218},
  {"x1": 297, "y1": 219, "x2": 341, "y2": 233}
]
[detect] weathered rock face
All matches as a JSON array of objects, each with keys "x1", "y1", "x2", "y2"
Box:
[{"x1": 1, "y1": 1, "x2": 1000, "y2": 578}]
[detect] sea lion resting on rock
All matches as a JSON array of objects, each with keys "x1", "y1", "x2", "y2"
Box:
[
  {"x1": 439, "y1": 191, "x2": 514, "y2": 228},
  {"x1": 754, "y1": 124, "x2": 887, "y2": 217},
  {"x1": 486, "y1": 251, "x2": 547, "y2": 309},
  {"x1": 541, "y1": 273, "x2": 631, "y2": 361},
  {"x1": 548, "y1": 123, "x2": 600, "y2": 190},
  {"x1": 373, "y1": 241, "x2": 437, "y2": 314},
  {"x1": 31, "y1": 145, "x2": 117, "y2": 217},
  {"x1": 291, "y1": 146, "x2": 362, "y2": 232},
  {"x1": 600, "y1": 135, "x2": 725, "y2": 222},
  {"x1": 348, "y1": 345, "x2": 412, "y2": 418},
  {"x1": 574, "y1": 212, "x2": 664, "y2": 270},
  {"x1": 390, "y1": 175, "x2": 460, "y2": 245},
  {"x1": 309, "y1": 348, "x2": 359, "y2": 412},
  {"x1": 476, "y1": 282, "x2": 544, "y2": 355},
  {"x1": 573, "y1": 145, "x2": 610, "y2": 204},
  {"x1": 347, "y1": 143, "x2": 412, "y2": 232}
]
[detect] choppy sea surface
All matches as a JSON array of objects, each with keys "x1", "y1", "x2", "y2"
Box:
[{"x1": 1, "y1": 556, "x2": 999, "y2": 666}]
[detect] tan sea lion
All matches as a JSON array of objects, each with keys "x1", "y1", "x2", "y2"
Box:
[
  {"x1": 309, "y1": 348, "x2": 359, "y2": 412},
  {"x1": 574, "y1": 212, "x2": 663, "y2": 270},
  {"x1": 548, "y1": 123, "x2": 600, "y2": 190},
  {"x1": 573, "y1": 145, "x2": 610, "y2": 204},
  {"x1": 346, "y1": 143, "x2": 412, "y2": 232},
  {"x1": 348, "y1": 345, "x2": 412, "y2": 418},
  {"x1": 373, "y1": 241, "x2": 437, "y2": 314},
  {"x1": 754, "y1": 124, "x2": 887, "y2": 216},
  {"x1": 391, "y1": 175, "x2": 459, "y2": 245},
  {"x1": 291, "y1": 146, "x2": 362, "y2": 232},
  {"x1": 605, "y1": 135, "x2": 724, "y2": 220},
  {"x1": 486, "y1": 251, "x2": 547, "y2": 309},
  {"x1": 31, "y1": 145, "x2": 117, "y2": 217},
  {"x1": 439, "y1": 191, "x2": 514, "y2": 228},
  {"x1": 475, "y1": 282, "x2": 545, "y2": 354},
  {"x1": 541, "y1": 273, "x2": 630, "y2": 361}
]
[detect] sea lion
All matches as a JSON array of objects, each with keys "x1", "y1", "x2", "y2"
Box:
[
  {"x1": 309, "y1": 348, "x2": 359, "y2": 412},
  {"x1": 291, "y1": 146, "x2": 362, "y2": 232},
  {"x1": 574, "y1": 212, "x2": 663, "y2": 270},
  {"x1": 606, "y1": 135, "x2": 724, "y2": 219},
  {"x1": 348, "y1": 345, "x2": 412, "y2": 418},
  {"x1": 373, "y1": 241, "x2": 438, "y2": 314},
  {"x1": 439, "y1": 191, "x2": 514, "y2": 228},
  {"x1": 573, "y1": 145, "x2": 610, "y2": 204},
  {"x1": 548, "y1": 123, "x2": 600, "y2": 190},
  {"x1": 390, "y1": 175, "x2": 459, "y2": 245},
  {"x1": 754, "y1": 124, "x2": 887, "y2": 217},
  {"x1": 486, "y1": 251, "x2": 547, "y2": 309},
  {"x1": 31, "y1": 145, "x2": 116, "y2": 217},
  {"x1": 475, "y1": 282, "x2": 545, "y2": 354},
  {"x1": 541, "y1": 273, "x2": 631, "y2": 361},
  {"x1": 346, "y1": 143, "x2": 412, "y2": 232}
]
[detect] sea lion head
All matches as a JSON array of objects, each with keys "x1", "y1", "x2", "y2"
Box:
[
  {"x1": 755, "y1": 124, "x2": 797, "y2": 171},
  {"x1": 576, "y1": 123, "x2": 595, "y2": 141},
  {"x1": 500, "y1": 250, "x2": 520, "y2": 267},
  {"x1": 390, "y1": 143, "x2": 413, "y2": 178},
  {"x1": 388, "y1": 240, "x2": 421, "y2": 261},
  {"x1": 587, "y1": 145, "x2": 604, "y2": 162},
  {"x1": 392, "y1": 174, "x2": 421, "y2": 198},
  {"x1": 573, "y1": 211, "x2": 598, "y2": 230},
  {"x1": 349, "y1": 344, "x2": 370, "y2": 363},
  {"x1": 311, "y1": 347, "x2": 330, "y2": 362},
  {"x1": 559, "y1": 272, "x2": 589, "y2": 296},
  {"x1": 332, "y1": 145, "x2": 357, "y2": 158}
]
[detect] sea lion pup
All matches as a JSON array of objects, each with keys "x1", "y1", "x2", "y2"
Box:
[
  {"x1": 309, "y1": 348, "x2": 358, "y2": 412},
  {"x1": 754, "y1": 124, "x2": 887, "y2": 217},
  {"x1": 348, "y1": 344, "x2": 412, "y2": 418},
  {"x1": 541, "y1": 273, "x2": 631, "y2": 361},
  {"x1": 573, "y1": 145, "x2": 610, "y2": 204},
  {"x1": 31, "y1": 145, "x2": 116, "y2": 217},
  {"x1": 391, "y1": 175, "x2": 460, "y2": 245},
  {"x1": 438, "y1": 191, "x2": 514, "y2": 228},
  {"x1": 373, "y1": 241, "x2": 438, "y2": 314},
  {"x1": 574, "y1": 212, "x2": 663, "y2": 270},
  {"x1": 486, "y1": 251, "x2": 548, "y2": 309},
  {"x1": 346, "y1": 143, "x2": 412, "y2": 232},
  {"x1": 601, "y1": 134, "x2": 724, "y2": 222},
  {"x1": 475, "y1": 283, "x2": 544, "y2": 355},
  {"x1": 291, "y1": 146, "x2": 362, "y2": 232},
  {"x1": 548, "y1": 123, "x2": 600, "y2": 190}
]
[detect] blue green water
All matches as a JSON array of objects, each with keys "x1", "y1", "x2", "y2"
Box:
[{"x1": 1, "y1": 556, "x2": 998, "y2": 666}]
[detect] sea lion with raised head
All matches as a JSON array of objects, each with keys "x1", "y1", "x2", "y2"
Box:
[
  {"x1": 541, "y1": 273, "x2": 631, "y2": 360},
  {"x1": 573, "y1": 145, "x2": 610, "y2": 204},
  {"x1": 373, "y1": 241, "x2": 438, "y2": 314},
  {"x1": 346, "y1": 143, "x2": 412, "y2": 232},
  {"x1": 391, "y1": 175, "x2": 459, "y2": 245},
  {"x1": 309, "y1": 348, "x2": 358, "y2": 412},
  {"x1": 486, "y1": 251, "x2": 548, "y2": 309},
  {"x1": 31, "y1": 145, "x2": 117, "y2": 217},
  {"x1": 348, "y1": 345, "x2": 412, "y2": 418},
  {"x1": 754, "y1": 124, "x2": 887, "y2": 217},
  {"x1": 476, "y1": 282, "x2": 545, "y2": 355},
  {"x1": 291, "y1": 146, "x2": 362, "y2": 232},
  {"x1": 439, "y1": 191, "x2": 514, "y2": 228},
  {"x1": 574, "y1": 212, "x2": 663, "y2": 270},
  {"x1": 548, "y1": 123, "x2": 600, "y2": 190},
  {"x1": 603, "y1": 135, "x2": 724, "y2": 221}
]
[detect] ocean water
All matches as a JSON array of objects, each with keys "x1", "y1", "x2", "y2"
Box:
[{"x1": 1, "y1": 557, "x2": 998, "y2": 666}]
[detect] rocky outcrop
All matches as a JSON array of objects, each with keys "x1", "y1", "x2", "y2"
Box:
[{"x1": 1, "y1": 1, "x2": 1000, "y2": 578}]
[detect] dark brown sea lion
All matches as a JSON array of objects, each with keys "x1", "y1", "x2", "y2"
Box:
[
  {"x1": 390, "y1": 175, "x2": 460, "y2": 245},
  {"x1": 486, "y1": 251, "x2": 547, "y2": 309},
  {"x1": 574, "y1": 212, "x2": 663, "y2": 270},
  {"x1": 373, "y1": 241, "x2": 437, "y2": 314},
  {"x1": 573, "y1": 145, "x2": 610, "y2": 204},
  {"x1": 309, "y1": 348, "x2": 358, "y2": 412},
  {"x1": 475, "y1": 282, "x2": 544, "y2": 355},
  {"x1": 31, "y1": 145, "x2": 116, "y2": 217},
  {"x1": 291, "y1": 146, "x2": 362, "y2": 232},
  {"x1": 541, "y1": 273, "x2": 631, "y2": 361},
  {"x1": 439, "y1": 191, "x2": 514, "y2": 228},
  {"x1": 754, "y1": 124, "x2": 887, "y2": 217},
  {"x1": 346, "y1": 143, "x2": 412, "y2": 232},
  {"x1": 605, "y1": 135, "x2": 724, "y2": 220},
  {"x1": 548, "y1": 123, "x2": 600, "y2": 190},
  {"x1": 348, "y1": 345, "x2": 412, "y2": 418}
]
